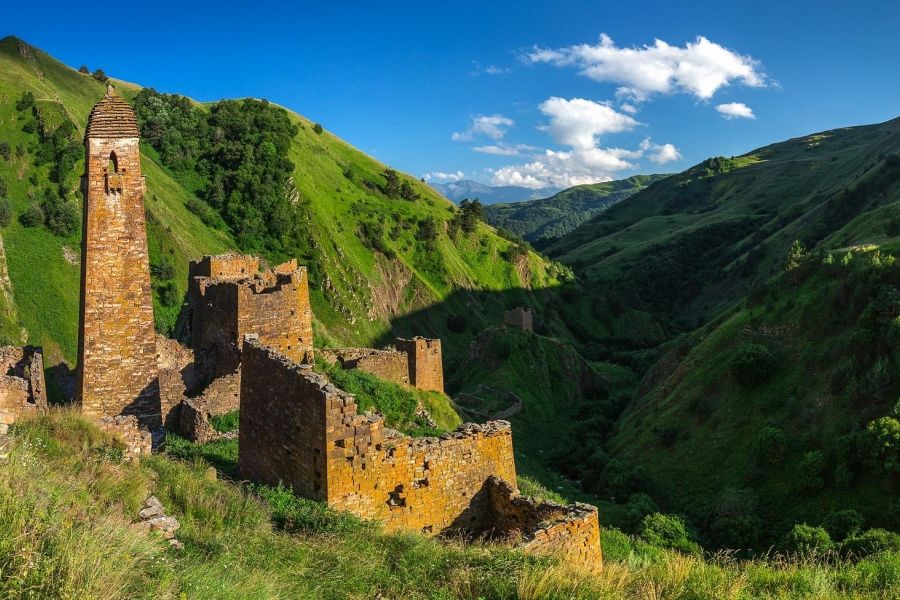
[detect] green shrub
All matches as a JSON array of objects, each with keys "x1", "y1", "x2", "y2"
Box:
[
  {"x1": 41, "y1": 193, "x2": 79, "y2": 236},
  {"x1": 797, "y1": 450, "x2": 826, "y2": 491},
  {"x1": 639, "y1": 513, "x2": 702, "y2": 555},
  {"x1": 313, "y1": 123, "x2": 323, "y2": 134},
  {"x1": 840, "y1": 528, "x2": 900, "y2": 558},
  {"x1": 19, "y1": 203, "x2": 44, "y2": 227},
  {"x1": 625, "y1": 493, "x2": 660, "y2": 530},
  {"x1": 865, "y1": 416, "x2": 900, "y2": 471},
  {"x1": 823, "y1": 509, "x2": 864, "y2": 542},
  {"x1": 730, "y1": 343, "x2": 776, "y2": 387},
  {"x1": 753, "y1": 426, "x2": 787, "y2": 465},
  {"x1": 157, "y1": 282, "x2": 180, "y2": 307},
  {"x1": 781, "y1": 523, "x2": 833, "y2": 555}
]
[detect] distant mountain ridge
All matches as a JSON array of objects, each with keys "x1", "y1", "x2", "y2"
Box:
[
  {"x1": 483, "y1": 175, "x2": 668, "y2": 243},
  {"x1": 430, "y1": 179, "x2": 559, "y2": 205}
]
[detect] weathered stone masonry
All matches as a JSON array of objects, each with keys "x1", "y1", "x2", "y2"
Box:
[
  {"x1": 504, "y1": 307, "x2": 533, "y2": 332},
  {"x1": 238, "y1": 339, "x2": 602, "y2": 566},
  {"x1": 77, "y1": 87, "x2": 160, "y2": 428},
  {"x1": 0, "y1": 346, "x2": 48, "y2": 434},
  {"x1": 190, "y1": 255, "x2": 314, "y2": 372},
  {"x1": 321, "y1": 337, "x2": 445, "y2": 394}
]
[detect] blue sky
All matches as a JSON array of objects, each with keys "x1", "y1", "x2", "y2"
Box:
[{"x1": 7, "y1": 0, "x2": 900, "y2": 189}]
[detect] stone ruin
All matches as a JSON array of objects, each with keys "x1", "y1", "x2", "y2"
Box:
[
  {"x1": 319, "y1": 336, "x2": 445, "y2": 394},
  {"x1": 63, "y1": 88, "x2": 603, "y2": 569},
  {"x1": 0, "y1": 346, "x2": 48, "y2": 434},
  {"x1": 504, "y1": 306, "x2": 533, "y2": 332},
  {"x1": 238, "y1": 337, "x2": 602, "y2": 566}
]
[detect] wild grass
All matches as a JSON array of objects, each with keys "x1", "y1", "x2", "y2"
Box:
[{"x1": 2, "y1": 410, "x2": 899, "y2": 599}]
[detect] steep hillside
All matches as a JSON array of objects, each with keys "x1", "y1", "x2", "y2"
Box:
[
  {"x1": 539, "y1": 117, "x2": 900, "y2": 549},
  {"x1": 0, "y1": 36, "x2": 566, "y2": 385},
  {"x1": 485, "y1": 175, "x2": 667, "y2": 243},
  {"x1": 547, "y1": 121, "x2": 900, "y2": 330},
  {"x1": 608, "y1": 244, "x2": 900, "y2": 549}
]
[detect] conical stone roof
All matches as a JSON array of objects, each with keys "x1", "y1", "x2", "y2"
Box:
[{"x1": 85, "y1": 85, "x2": 140, "y2": 139}]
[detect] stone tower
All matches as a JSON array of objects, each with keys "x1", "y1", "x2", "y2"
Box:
[
  {"x1": 76, "y1": 86, "x2": 160, "y2": 428},
  {"x1": 395, "y1": 337, "x2": 444, "y2": 393}
]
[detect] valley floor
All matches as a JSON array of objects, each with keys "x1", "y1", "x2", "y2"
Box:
[{"x1": 1, "y1": 410, "x2": 898, "y2": 599}]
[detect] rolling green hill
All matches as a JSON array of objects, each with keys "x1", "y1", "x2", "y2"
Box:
[
  {"x1": 483, "y1": 174, "x2": 667, "y2": 244},
  {"x1": 547, "y1": 121, "x2": 900, "y2": 330},
  {"x1": 0, "y1": 36, "x2": 567, "y2": 384},
  {"x1": 540, "y1": 117, "x2": 900, "y2": 549}
]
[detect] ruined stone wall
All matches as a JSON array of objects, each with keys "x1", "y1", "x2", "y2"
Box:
[
  {"x1": 191, "y1": 265, "x2": 314, "y2": 369},
  {"x1": 238, "y1": 340, "x2": 329, "y2": 500},
  {"x1": 327, "y1": 420, "x2": 516, "y2": 534},
  {"x1": 395, "y1": 337, "x2": 444, "y2": 393},
  {"x1": 77, "y1": 92, "x2": 160, "y2": 428},
  {"x1": 189, "y1": 254, "x2": 260, "y2": 281},
  {"x1": 236, "y1": 269, "x2": 314, "y2": 365},
  {"x1": 504, "y1": 307, "x2": 533, "y2": 332},
  {"x1": 239, "y1": 339, "x2": 515, "y2": 533},
  {"x1": 0, "y1": 346, "x2": 48, "y2": 433},
  {"x1": 319, "y1": 348, "x2": 410, "y2": 387},
  {"x1": 486, "y1": 477, "x2": 602, "y2": 568},
  {"x1": 156, "y1": 335, "x2": 198, "y2": 430}
]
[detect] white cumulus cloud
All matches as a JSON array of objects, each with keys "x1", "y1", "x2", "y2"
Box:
[
  {"x1": 422, "y1": 171, "x2": 465, "y2": 183},
  {"x1": 451, "y1": 114, "x2": 514, "y2": 142},
  {"x1": 472, "y1": 143, "x2": 538, "y2": 156},
  {"x1": 527, "y1": 34, "x2": 766, "y2": 102},
  {"x1": 715, "y1": 102, "x2": 756, "y2": 120},
  {"x1": 648, "y1": 143, "x2": 682, "y2": 164},
  {"x1": 539, "y1": 97, "x2": 640, "y2": 150}
]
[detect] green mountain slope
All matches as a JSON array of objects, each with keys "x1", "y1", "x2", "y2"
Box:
[
  {"x1": 0, "y1": 36, "x2": 565, "y2": 381},
  {"x1": 547, "y1": 121, "x2": 900, "y2": 329},
  {"x1": 540, "y1": 118, "x2": 900, "y2": 549},
  {"x1": 483, "y1": 174, "x2": 667, "y2": 244}
]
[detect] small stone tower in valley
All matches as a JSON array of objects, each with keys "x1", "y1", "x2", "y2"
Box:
[
  {"x1": 395, "y1": 337, "x2": 444, "y2": 393},
  {"x1": 77, "y1": 86, "x2": 160, "y2": 427}
]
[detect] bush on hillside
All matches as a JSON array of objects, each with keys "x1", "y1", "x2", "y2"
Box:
[
  {"x1": 823, "y1": 509, "x2": 864, "y2": 541},
  {"x1": 752, "y1": 426, "x2": 787, "y2": 465},
  {"x1": 840, "y1": 528, "x2": 900, "y2": 558},
  {"x1": 865, "y1": 416, "x2": 900, "y2": 471},
  {"x1": 624, "y1": 493, "x2": 660, "y2": 530},
  {"x1": 40, "y1": 190, "x2": 79, "y2": 237},
  {"x1": 709, "y1": 487, "x2": 764, "y2": 551},
  {"x1": 0, "y1": 141, "x2": 9, "y2": 161},
  {"x1": 730, "y1": 343, "x2": 776, "y2": 387},
  {"x1": 781, "y1": 523, "x2": 834, "y2": 556},
  {"x1": 313, "y1": 123, "x2": 323, "y2": 134},
  {"x1": 15, "y1": 91, "x2": 34, "y2": 111},
  {"x1": 640, "y1": 513, "x2": 702, "y2": 555},
  {"x1": 92, "y1": 68, "x2": 108, "y2": 83},
  {"x1": 797, "y1": 450, "x2": 826, "y2": 491},
  {"x1": 19, "y1": 203, "x2": 44, "y2": 227}
]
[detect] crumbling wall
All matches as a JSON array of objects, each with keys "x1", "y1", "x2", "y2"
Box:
[
  {"x1": 504, "y1": 307, "x2": 533, "y2": 332},
  {"x1": 156, "y1": 335, "x2": 199, "y2": 429},
  {"x1": 191, "y1": 262, "x2": 314, "y2": 370},
  {"x1": 239, "y1": 339, "x2": 515, "y2": 533},
  {"x1": 0, "y1": 346, "x2": 48, "y2": 433},
  {"x1": 319, "y1": 348, "x2": 410, "y2": 387},
  {"x1": 238, "y1": 340, "x2": 329, "y2": 500},
  {"x1": 189, "y1": 254, "x2": 260, "y2": 282},
  {"x1": 485, "y1": 477, "x2": 602, "y2": 568},
  {"x1": 395, "y1": 337, "x2": 444, "y2": 393},
  {"x1": 96, "y1": 414, "x2": 152, "y2": 458}
]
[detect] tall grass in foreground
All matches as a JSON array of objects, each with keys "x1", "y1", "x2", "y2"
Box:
[{"x1": 0, "y1": 409, "x2": 898, "y2": 598}]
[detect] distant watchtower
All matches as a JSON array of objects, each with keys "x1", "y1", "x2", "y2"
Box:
[{"x1": 76, "y1": 86, "x2": 160, "y2": 428}]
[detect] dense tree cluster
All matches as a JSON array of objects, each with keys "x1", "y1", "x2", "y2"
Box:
[{"x1": 132, "y1": 89, "x2": 309, "y2": 258}]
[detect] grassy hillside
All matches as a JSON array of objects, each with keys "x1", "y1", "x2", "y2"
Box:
[
  {"x1": 484, "y1": 175, "x2": 667, "y2": 244},
  {"x1": 5, "y1": 409, "x2": 900, "y2": 599},
  {"x1": 607, "y1": 244, "x2": 900, "y2": 549},
  {"x1": 547, "y1": 122, "x2": 900, "y2": 330},
  {"x1": 537, "y1": 117, "x2": 900, "y2": 551},
  {"x1": 0, "y1": 36, "x2": 566, "y2": 384}
]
